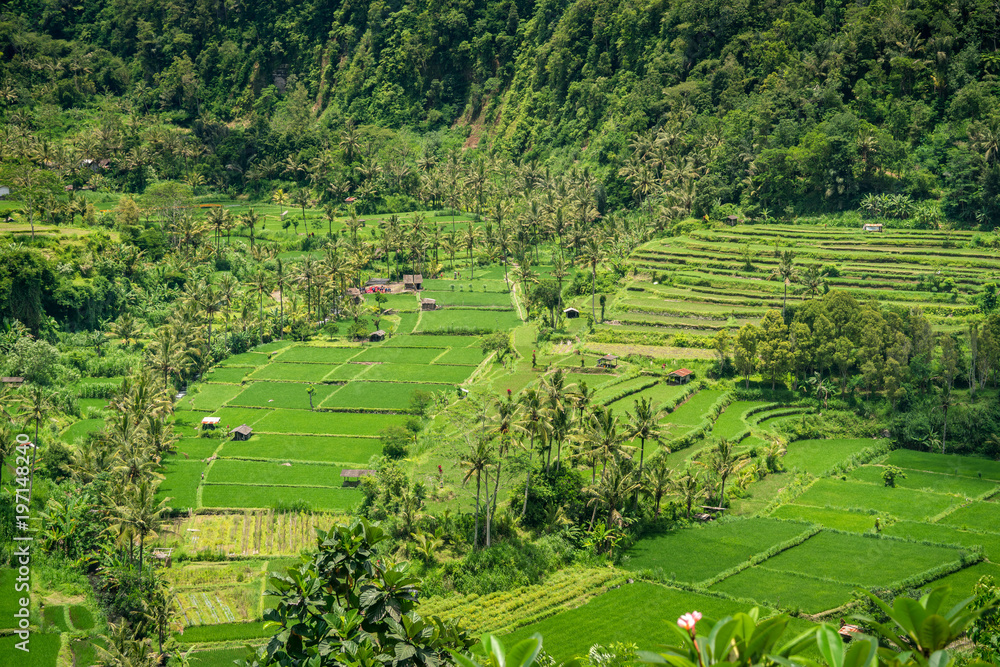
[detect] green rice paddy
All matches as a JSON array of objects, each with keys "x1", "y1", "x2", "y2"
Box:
[{"x1": 793, "y1": 478, "x2": 961, "y2": 521}]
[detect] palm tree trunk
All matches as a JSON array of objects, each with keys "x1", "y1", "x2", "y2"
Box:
[
  {"x1": 474, "y1": 472, "x2": 481, "y2": 549},
  {"x1": 522, "y1": 444, "x2": 533, "y2": 515}
]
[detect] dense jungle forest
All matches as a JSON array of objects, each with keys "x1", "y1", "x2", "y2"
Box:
[{"x1": 4, "y1": 0, "x2": 1000, "y2": 667}]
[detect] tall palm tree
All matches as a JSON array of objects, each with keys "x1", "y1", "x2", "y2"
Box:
[
  {"x1": 770, "y1": 250, "x2": 798, "y2": 318},
  {"x1": 703, "y1": 439, "x2": 747, "y2": 507},
  {"x1": 642, "y1": 456, "x2": 674, "y2": 517},
  {"x1": 626, "y1": 397, "x2": 667, "y2": 475},
  {"x1": 23, "y1": 384, "x2": 54, "y2": 501},
  {"x1": 240, "y1": 208, "x2": 261, "y2": 250},
  {"x1": 459, "y1": 435, "x2": 494, "y2": 550},
  {"x1": 250, "y1": 269, "x2": 271, "y2": 343},
  {"x1": 674, "y1": 467, "x2": 705, "y2": 520},
  {"x1": 586, "y1": 458, "x2": 640, "y2": 529},
  {"x1": 461, "y1": 222, "x2": 482, "y2": 280}
]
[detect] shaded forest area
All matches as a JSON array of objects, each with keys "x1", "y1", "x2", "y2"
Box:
[{"x1": 3, "y1": 0, "x2": 1000, "y2": 218}]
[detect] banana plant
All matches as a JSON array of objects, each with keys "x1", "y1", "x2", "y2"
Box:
[{"x1": 451, "y1": 634, "x2": 577, "y2": 667}]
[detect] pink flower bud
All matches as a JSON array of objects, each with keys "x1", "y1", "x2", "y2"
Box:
[{"x1": 677, "y1": 611, "x2": 702, "y2": 632}]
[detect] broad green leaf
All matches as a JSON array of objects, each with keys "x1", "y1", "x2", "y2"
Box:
[
  {"x1": 928, "y1": 649, "x2": 952, "y2": 667},
  {"x1": 916, "y1": 615, "x2": 952, "y2": 652},
  {"x1": 816, "y1": 625, "x2": 844, "y2": 667},
  {"x1": 504, "y1": 636, "x2": 542, "y2": 667},
  {"x1": 843, "y1": 639, "x2": 876, "y2": 667}
]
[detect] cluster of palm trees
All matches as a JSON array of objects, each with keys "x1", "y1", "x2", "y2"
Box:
[{"x1": 455, "y1": 370, "x2": 762, "y2": 550}]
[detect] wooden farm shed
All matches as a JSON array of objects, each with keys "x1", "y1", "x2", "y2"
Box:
[
  {"x1": 0, "y1": 377, "x2": 24, "y2": 387},
  {"x1": 347, "y1": 288, "x2": 363, "y2": 303},
  {"x1": 597, "y1": 354, "x2": 618, "y2": 368},
  {"x1": 668, "y1": 368, "x2": 693, "y2": 384},
  {"x1": 341, "y1": 469, "x2": 375, "y2": 486},
  {"x1": 370, "y1": 329, "x2": 387, "y2": 342},
  {"x1": 421, "y1": 298, "x2": 437, "y2": 311},
  {"x1": 563, "y1": 307, "x2": 580, "y2": 319},
  {"x1": 366, "y1": 278, "x2": 390, "y2": 287},
  {"x1": 201, "y1": 416, "x2": 221, "y2": 429},
  {"x1": 725, "y1": 215, "x2": 739, "y2": 226},
  {"x1": 403, "y1": 274, "x2": 423, "y2": 290},
  {"x1": 231, "y1": 424, "x2": 253, "y2": 441}
]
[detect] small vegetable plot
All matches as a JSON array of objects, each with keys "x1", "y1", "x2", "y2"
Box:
[
  {"x1": 188, "y1": 383, "x2": 244, "y2": 410},
  {"x1": 761, "y1": 531, "x2": 963, "y2": 588},
  {"x1": 432, "y1": 347, "x2": 486, "y2": 365},
  {"x1": 249, "y1": 362, "x2": 335, "y2": 382},
  {"x1": 321, "y1": 381, "x2": 453, "y2": 411},
  {"x1": 386, "y1": 334, "x2": 478, "y2": 347},
  {"x1": 219, "y1": 434, "x2": 380, "y2": 464},
  {"x1": 206, "y1": 460, "x2": 345, "y2": 487},
  {"x1": 793, "y1": 478, "x2": 959, "y2": 521},
  {"x1": 884, "y1": 449, "x2": 1000, "y2": 481},
  {"x1": 351, "y1": 346, "x2": 443, "y2": 364},
  {"x1": 415, "y1": 308, "x2": 522, "y2": 333},
  {"x1": 710, "y1": 566, "x2": 856, "y2": 613},
  {"x1": 624, "y1": 517, "x2": 809, "y2": 583},
  {"x1": 200, "y1": 484, "x2": 361, "y2": 511},
  {"x1": 363, "y1": 363, "x2": 473, "y2": 384},
  {"x1": 272, "y1": 346, "x2": 361, "y2": 364},
  {"x1": 663, "y1": 389, "x2": 725, "y2": 426},
  {"x1": 255, "y1": 409, "x2": 408, "y2": 435},
  {"x1": 230, "y1": 382, "x2": 339, "y2": 410},
  {"x1": 848, "y1": 465, "x2": 996, "y2": 498},
  {"x1": 781, "y1": 439, "x2": 883, "y2": 476}
]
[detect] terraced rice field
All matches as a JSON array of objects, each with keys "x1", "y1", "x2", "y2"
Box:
[
  {"x1": 160, "y1": 333, "x2": 500, "y2": 511},
  {"x1": 608, "y1": 225, "x2": 996, "y2": 349}
]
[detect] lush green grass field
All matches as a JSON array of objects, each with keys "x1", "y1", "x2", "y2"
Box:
[
  {"x1": 0, "y1": 570, "x2": 20, "y2": 629},
  {"x1": 781, "y1": 439, "x2": 876, "y2": 475},
  {"x1": 884, "y1": 449, "x2": 1000, "y2": 481},
  {"x1": 273, "y1": 346, "x2": 361, "y2": 363},
  {"x1": 255, "y1": 409, "x2": 408, "y2": 435},
  {"x1": 351, "y1": 346, "x2": 444, "y2": 364},
  {"x1": 793, "y1": 478, "x2": 959, "y2": 521},
  {"x1": 362, "y1": 363, "x2": 473, "y2": 383},
  {"x1": 219, "y1": 434, "x2": 380, "y2": 463},
  {"x1": 762, "y1": 531, "x2": 963, "y2": 587},
  {"x1": 769, "y1": 505, "x2": 878, "y2": 532},
  {"x1": 848, "y1": 465, "x2": 997, "y2": 498},
  {"x1": 249, "y1": 362, "x2": 336, "y2": 382},
  {"x1": 211, "y1": 406, "x2": 273, "y2": 428},
  {"x1": 882, "y1": 521, "x2": 1000, "y2": 561},
  {"x1": 415, "y1": 308, "x2": 522, "y2": 333},
  {"x1": 188, "y1": 647, "x2": 260, "y2": 667},
  {"x1": 421, "y1": 290, "x2": 513, "y2": 307},
  {"x1": 69, "y1": 605, "x2": 95, "y2": 630},
  {"x1": 386, "y1": 334, "x2": 478, "y2": 347},
  {"x1": 505, "y1": 583, "x2": 768, "y2": 662},
  {"x1": 188, "y1": 383, "x2": 244, "y2": 410},
  {"x1": 43, "y1": 605, "x2": 70, "y2": 632},
  {"x1": 323, "y1": 364, "x2": 373, "y2": 381},
  {"x1": 432, "y1": 347, "x2": 487, "y2": 365},
  {"x1": 203, "y1": 366, "x2": 251, "y2": 383},
  {"x1": 925, "y1": 562, "x2": 1000, "y2": 603},
  {"x1": 710, "y1": 566, "x2": 857, "y2": 613},
  {"x1": 207, "y1": 459, "x2": 344, "y2": 486},
  {"x1": 321, "y1": 381, "x2": 452, "y2": 410},
  {"x1": 624, "y1": 517, "x2": 809, "y2": 582},
  {"x1": 218, "y1": 351, "x2": 270, "y2": 367},
  {"x1": 200, "y1": 483, "x2": 361, "y2": 510},
  {"x1": 177, "y1": 621, "x2": 270, "y2": 643},
  {"x1": 0, "y1": 633, "x2": 61, "y2": 667},
  {"x1": 664, "y1": 389, "x2": 725, "y2": 426},
  {"x1": 712, "y1": 401, "x2": 767, "y2": 440},
  {"x1": 61, "y1": 418, "x2": 104, "y2": 442},
  {"x1": 939, "y1": 501, "x2": 1000, "y2": 530},
  {"x1": 158, "y1": 459, "x2": 204, "y2": 509},
  {"x1": 230, "y1": 382, "x2": 339, "y2": 410}
]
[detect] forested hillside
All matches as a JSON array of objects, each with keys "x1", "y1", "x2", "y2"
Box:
[{"x1": 3, "y1": 0, "x2": 1000, "y2": 218}]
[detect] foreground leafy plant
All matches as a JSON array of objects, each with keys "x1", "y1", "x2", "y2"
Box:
[{"x1": 240, "y1": 518, "x2": 475, "y2": 667}]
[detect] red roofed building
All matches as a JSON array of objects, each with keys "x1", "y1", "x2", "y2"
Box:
[{"x1": 668, "y1": 368, "x2": 693, "y2": 384}]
